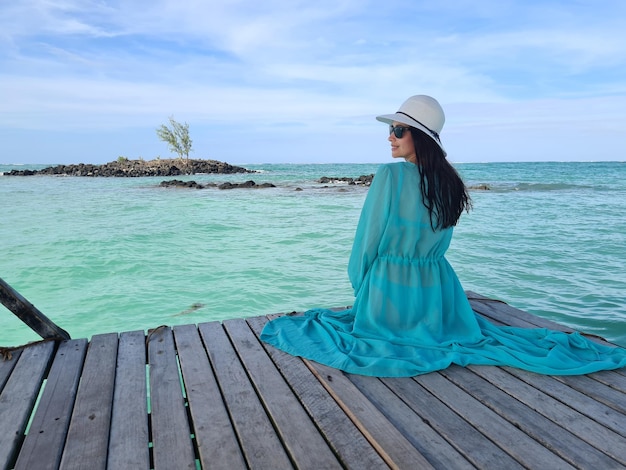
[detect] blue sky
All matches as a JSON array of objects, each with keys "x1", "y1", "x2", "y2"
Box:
[{"x1": 1, "y1": 0, "x2": 625, "y2": 164}]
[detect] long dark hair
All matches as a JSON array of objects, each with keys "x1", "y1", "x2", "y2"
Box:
[{"x1": 410, "y1": 128, "x2": 472, "y2": 229}]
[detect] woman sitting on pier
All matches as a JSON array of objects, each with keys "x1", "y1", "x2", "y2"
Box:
[{"x1": 261, "y1": 95, "x2": 626, "y2": 377}]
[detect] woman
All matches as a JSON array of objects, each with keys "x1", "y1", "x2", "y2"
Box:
[{"x1": 261, "y1": 95, "x2": 626, "y2": 377}]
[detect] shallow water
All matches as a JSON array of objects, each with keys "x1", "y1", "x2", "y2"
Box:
[{"x1": 1, "y1": 161, "x2": 625, "y2": 347}]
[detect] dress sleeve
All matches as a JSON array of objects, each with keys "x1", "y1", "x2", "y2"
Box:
[{"x1": 348, "y1": 164, "x2": 393, "y2": 294}]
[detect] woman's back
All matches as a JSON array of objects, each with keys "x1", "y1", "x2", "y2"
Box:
[
  {"x1": 373, "y1": 162, "x2": 453, "y2": 260},
  {"x1": 348, "y1": 162, "x2": 482, "y2": 347}
]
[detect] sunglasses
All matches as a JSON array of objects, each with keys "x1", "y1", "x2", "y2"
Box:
[{"x1": 389, "y1": 124, "x2": 412, "y2": 139}]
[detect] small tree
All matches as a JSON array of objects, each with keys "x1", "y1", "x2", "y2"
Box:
[{"x1": 156, "y1": 116, "x2": 193, "y2": 161}]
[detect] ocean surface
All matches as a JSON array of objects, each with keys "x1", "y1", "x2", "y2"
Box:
[{"x1": 1, "y1": 161, "x2": 625, "y2": 348}]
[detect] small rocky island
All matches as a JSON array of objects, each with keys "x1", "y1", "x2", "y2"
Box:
[{"x1": 4, "y1": 158, "x2": 253, "y2": 177}]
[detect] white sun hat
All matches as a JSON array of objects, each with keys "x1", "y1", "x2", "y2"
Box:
[{"x1": 376, "y1": 95, "x2": 446, "y2": 155}]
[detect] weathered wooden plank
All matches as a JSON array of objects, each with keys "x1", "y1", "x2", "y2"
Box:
[
  {"x1": 198, "y1": 321, "x2": 293, "y2": 469},
  {"x1": 524, "y1": 373, "x2": 626, "y2": 437},
  {"x1": 224, "y1": 318, "x2": 341, "y2": 469},
  {"x1": 554, "y1": 373, "x2": 626, "y2": 417},
  {"x1": 13, "y1": 339, "x2": 88, "y2": 470},
  {"x1": 415, "y1": 371, "x2": 574, "y2": 469},
  {"x1": 440, "y1": 365, "x2": 621, "y2": 469},
  {"x1": 0, "y1": 277, "x2": 70, "y2": 340},
  {"x1": 307, "y1": 360, "x2": 435, "y2": 469},
  {"x1": 383, "y1": 374, "x2": 525, "y2": 469},
  {"x1": 415, "y1": 374, "x2": 573, "y2": 469},
  {"x1": 0, "y1": 347, "x2": 21, "y2": 390},
  {"x1": 586, "y1": 368, "x2": 626, "y2": 391},
  {"x1": 107, "y1": 330, "x2": 150, "y2": 470},
  {"x1": 349, "y1": 373, "x2": 474, "y2": 469},
  {"x1": 247, "y1": 315, "x2": 389, "y2": 469},
  {"x1": 59, "y1": 333, "x2": 118, "y2": 470},
  {"x1": 147, "y1": 327, "x2": 196, "y2": 470},
  {"x1": 508, "y1": 365, "x2": 626, "y2": 438},
  {"x1": 173, "y1": 324, "x2": 246, "y2": 469},
  {"x1": 472, "y1": 365, "x2": 626, "y2": 466},
  {"x1": 559, "y1": 376, "x2": 626, "y2": 434},
  {"x1": 0, "y1": 341, "x2": 55, "y2": 469}
]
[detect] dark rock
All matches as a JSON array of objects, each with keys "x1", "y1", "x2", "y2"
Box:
[
  {"x1": 318, "y1": 174, "x2": 374, "y2": 186},
  {"x1": 160, "y1": 180, "x2": 205, "y2": 189},
  {"x1": 218, "y1": 180, "x2": 276, "y2": 190}
]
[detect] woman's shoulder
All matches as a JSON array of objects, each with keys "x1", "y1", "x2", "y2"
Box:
[
  {"x1": 377, "y1": 161, "x2": 408, "y2": 172},
  {"x1": 371, "y1": 162, "x2": 418, "y2": 191},
  {"x1": 376, "y1": 161, "x2": 417, "y2": 176},
  {"x1": 377, "y1": 161, "x2": 416, "y2": 169}
]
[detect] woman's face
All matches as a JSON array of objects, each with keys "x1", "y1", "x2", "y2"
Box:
[{"x1": 388, "y1": 122, "x2": 417, "y2": 163}]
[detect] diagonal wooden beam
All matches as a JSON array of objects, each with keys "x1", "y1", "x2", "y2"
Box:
[{"x1": 0, "y1": 277, "x2": 70, "y2": 340}]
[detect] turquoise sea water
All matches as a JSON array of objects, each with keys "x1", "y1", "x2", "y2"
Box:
[{"x1": 1, "y1": 161, "x2": 625, "y2": 347}]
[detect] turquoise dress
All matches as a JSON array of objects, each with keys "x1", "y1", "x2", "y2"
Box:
[{"x1": 261, "y1": 162, "x2": 626, "y2": 377}]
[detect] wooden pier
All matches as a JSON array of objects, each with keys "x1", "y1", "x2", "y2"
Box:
[{"x1": 1, "y1": 292, "x2": 625, "y2": 469}]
